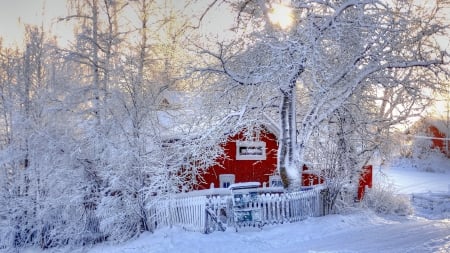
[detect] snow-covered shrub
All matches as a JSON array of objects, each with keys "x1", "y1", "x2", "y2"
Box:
[
  {"x1": 412, "y1": 192, "x2": 450, "y2": 219},
  {"x1": 403, "y1": 128, "x2": 450, "y2": 172},
  {"x1": 97, "y1": 193, "x2": 143, "y2": 242},
  {"x1": 412, "y1": 146, "x2": 449, "y2": 173},
  {"x1": 362, "y1": 175, "x2": 413, "y2": 216},
  {"x1": 326, "y1": 184, "x2": 359, "y2": 214},
  {"x1": 96, "y1": 160, "x2": 161, "y2": 243}
]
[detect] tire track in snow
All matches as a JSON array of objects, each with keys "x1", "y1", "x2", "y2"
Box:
[{"x1": 271, "y1": 218, "x2": 450, "y2": 253}]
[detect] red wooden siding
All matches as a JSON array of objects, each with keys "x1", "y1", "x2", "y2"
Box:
[
  {"x1": 196, "y1": 128, "x2": 278, "y2": 190},
  {"x1": 301, "y1": 164, "x2": 324, "y2": 187},
  {"x1": 428, "y1": 125, "x2": 449, "y2": 155},
  {"x1": 357, "y1": 165, "x2": 373, "y2": 201}
]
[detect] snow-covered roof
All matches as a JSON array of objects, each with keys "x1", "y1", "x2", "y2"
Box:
[
  {"x1": 408, "y1": 117, "x2": 450, "y2": 137},
  {"x1": 228, "y1": 182, "x2": 260, "y2": 190},
  {"x1": 156, "y1": 90, "x2": 210, "y2": 139},
  {"x1": 157, "y1": 90, "x2": 280, "y2": 139},
  {"x1": 423, "y1": 118, "x2": 450, "y2": 137}
]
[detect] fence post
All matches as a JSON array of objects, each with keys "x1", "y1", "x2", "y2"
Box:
[
  {"x1": 320, "y1": 188, "x2": 329, "y2": 216},
  {"x1": 204, "y1": 206, "x2": 209, "y2": 234}
]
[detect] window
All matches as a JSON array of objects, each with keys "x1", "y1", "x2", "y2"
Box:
[
  {"x1": 269, "y1": 175, "x2": 283, "y2": 187},
  {"x1": 219, "y1": 174, "x2": 235, "y2": 188},
  {"x1": 236, "y1": 141, "x2": 267, "y2": 160}
]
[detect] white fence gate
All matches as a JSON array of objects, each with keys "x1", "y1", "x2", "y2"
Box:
[{"x1": 149, "y1": 187, "x2": 328, "y2": 233}]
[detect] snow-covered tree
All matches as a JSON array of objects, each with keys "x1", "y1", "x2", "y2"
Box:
[
  {"x1": 0, "y1": 25, "x2": 86, "y2": 249},
  {"x1": 197, "y1": 0, "x2": 448, "y2": 193},
  {"x1": 56, "y1": 0, "x2": 130, "y2": 243},
  {"x1": 91, "y1": 0, "x2": 224, "y2": 241}
]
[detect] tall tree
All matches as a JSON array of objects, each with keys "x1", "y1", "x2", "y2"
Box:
[
  {"x1": 198, "y1": 0, "x2": 448, "y2": 190},
  {"x1": 94, "y1": 0, "x2": 219, "y2": 241},
  {"x1": 59, "y1": 0, "x2": 127, "y2": 243},
  {"x1": 0, "y1": 25, "x2": 81, "y2": 249}
]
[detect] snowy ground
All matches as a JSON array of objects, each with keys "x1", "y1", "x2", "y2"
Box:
[
  {"x1": 379, "y1": 157, "x2": 450, "y2": 195},
  {"x1": 25, "y1": 157, "x2": 450, "y2": 253},
  {"x1": 70, "y1": 211, "x2": 448, "y2": 253}
]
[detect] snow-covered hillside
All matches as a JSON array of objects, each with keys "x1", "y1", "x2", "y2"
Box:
[{"x1": 24, "y1": 157, "x2": 450, "y2": 253}]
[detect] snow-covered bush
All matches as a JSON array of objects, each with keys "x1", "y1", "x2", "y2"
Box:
[
  {"x1": 97, "y1": 193, "x2": 145, "y2": 242},
  {"x1": 412, "y1": 192, "x2": 450, "y2": 219},
  {"x1": 362, "y1": 175, "x2": 412, "y2": 216},
  {"x1": 411, "y1": 135, "x2": 433, "y2": 158},
  {"x1": 411, "y1": 139, "x2": 450, "y2": 173}
]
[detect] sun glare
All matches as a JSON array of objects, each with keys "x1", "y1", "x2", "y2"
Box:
[{"x1": 268, "y1": 3, "x2": 294, "y2": 30}]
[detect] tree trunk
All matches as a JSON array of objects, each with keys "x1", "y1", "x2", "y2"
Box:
[
  {"x1": 278, "y1": 63, "x2": 303, "y2": 189},
  {"x1": 279, "y1": 91, "x2": 291, "y2": 188},
  {"x1": 278, "y1": 88, "x2": 298, "y2": 189}
]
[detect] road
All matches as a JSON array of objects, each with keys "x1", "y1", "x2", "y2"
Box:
[{"x1": 278, "y1": 218, "x2": 450, "y2": 253}]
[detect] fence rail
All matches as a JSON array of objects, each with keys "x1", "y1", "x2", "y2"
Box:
[{"x1": 149, "y1": 186, "x2": 328, "y2": 233}]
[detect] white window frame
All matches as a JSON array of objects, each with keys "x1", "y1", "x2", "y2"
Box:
[
  {"x1": 219, "y1": 174, "x2": 235, "y2": 188},
  {"x1": 269, "y1": 175, "x2": 283, "y2": 187},
  {"x1": 236, "y1": 141, "x2": 266, "y2": 160}
]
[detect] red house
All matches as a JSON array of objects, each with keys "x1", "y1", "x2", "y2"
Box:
[
  {"x1": 194, "y1": 123, "x2": 326, "y2": 190},
  {"x1": 410, "y1": 118, "x2": 450, "y2": 157},
  {"x1": 195, "y1": 126, "x2": 281, "y2": 190},
  {"x1": 301, "y1": 165, "x2": 324, "y2": 187},
  {"x1": 192, "y1": 123, "x2": 373, "y2": 203},
  {"x1": 157, "y1": 91, "x2": 324, "y2": 191},
  {"x1": 427, "y1": 124, "x2": 449, "y2": 156}
]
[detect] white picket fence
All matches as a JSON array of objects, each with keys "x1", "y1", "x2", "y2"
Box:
[
  {"x1": 147, "y1": 195, "x2": 210, "y2": 233},
  {"x1": 149, "y1": 186, "x2": 328, "y2": 233}
]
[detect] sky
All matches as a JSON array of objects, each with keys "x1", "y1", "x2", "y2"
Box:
[
  {"x1": 0, "y1": 0, "x2": 448, "y2": 49},
  {"x1": 0, "y1": 0, "x2": 68, "y2": 47},
  {"x1": 0, "y1": 0, "x2": 237, "y2": 48},
  {"x1": 0, "y1": 0, "x2": 448, "y2": 115}
]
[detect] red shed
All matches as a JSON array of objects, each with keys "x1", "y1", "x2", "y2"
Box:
[
  {"x1": 410, "y1": 118, "x2": 450, "y2": 157},
  {"x1": 195, "y1": 126, "x2": 280, "y2": 190},
  {"x1": 427, "y1": 125, "x2": 449, "y2": 156}
]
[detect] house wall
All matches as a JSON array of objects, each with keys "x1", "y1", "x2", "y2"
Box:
[
  {"x1": 196, "y1": 129, "x2": 278, "y2": 190},
  {"x1": 428, "y1": 125, "x2": 449, "y2": 155},
  {"x1": 357, "y1": 165, "x2": 373, "y2": 201},
  {"x1": 301, "y1": 165, "x2": 324, "y2": 187}
]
